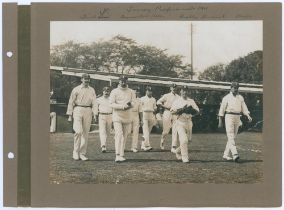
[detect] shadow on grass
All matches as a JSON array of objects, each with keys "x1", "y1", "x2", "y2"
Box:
[
  {"x1": 124, "y1": 149, "x2": 172, "y2": 153},
  {"x1": 189, "y1": 149, "x2": 224, "y2": 153},
  {"x1": 95, "y1": 149, "x2": 171, "y2": 153},
  {"x1": 86, "y1": 158, "x2": 179, "y2": 163},
  {"x1": 190, "y1": 159, "x2": 263, "y2": 163},
  {"x1": 65, "y1": 158, "x2": 263, "y2": 164}
]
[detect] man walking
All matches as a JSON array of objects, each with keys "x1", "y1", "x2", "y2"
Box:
[
  {"x1": 94, "y1": 86, "x2": 113, "y2": 153},
  {"x1": 157, "y1": 83, "x2": 180, "y2": 152},
  {"x1": 110, "y1": 75, "x2": 135, "y2": 162},
  {"x1": 130, "y1": 87, "x2": 142, "y2": 153},
  {"x1": 66, "y1": 73, "x2": 97, "y2": 161},
  {"x1": 170, "y1": 86, "x2": 199, "y2": 163},
  {"x1": 50, "y1": 89, "x2": 57, "y2": 133},
  {"x1": 218, "y1": 82, "x2": 252, "y2": 162},
  {"x1": 140, "y1": 86, "x2": 157, "y2": 151}
]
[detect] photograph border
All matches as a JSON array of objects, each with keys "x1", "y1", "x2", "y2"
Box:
[{"x1": 5, "y1": 2, "x2": 281, "y2": 207}]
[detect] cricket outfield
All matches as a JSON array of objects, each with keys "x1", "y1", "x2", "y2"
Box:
[{"x1": 49, "y1": 132, "x2": 263, "y2": 184}]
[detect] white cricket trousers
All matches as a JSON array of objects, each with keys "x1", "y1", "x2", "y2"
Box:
[
  {"x1": 224, "y1": 114, "x2": 240, "y2": 158},
  {"x1": 175, "y1": 119, "x2": 193, "y2": 162},
  {"x1": 72, "y1": 107, "x2": 92, "y2": 156},
  {"x1": 131, "y1": 114, "x2": 140, "y2": 149},
  {"x1": 50, "y1": 112, "x2": 56, "y2": 132},
  {"x1": 142, "y1": 116, "x2": 156, "y2": 147},
  {"x1": 114, "y1": 121, "x2": 132, "y2": 157},
  {"x1": 99, "y1": 114, "x2": 112, "y2": 147},
  {"x1": 161, "y1": 110, "x2": 178, "y2": 147}
]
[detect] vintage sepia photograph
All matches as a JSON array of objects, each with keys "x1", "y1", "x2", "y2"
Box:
[{"x1": 49, "y1": 21, "x2": 263, "y2": 184}]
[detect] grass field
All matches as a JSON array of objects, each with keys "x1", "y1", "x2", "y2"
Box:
[{"x1": 49, "y1": 132, "x2": 263, "y2": 184}]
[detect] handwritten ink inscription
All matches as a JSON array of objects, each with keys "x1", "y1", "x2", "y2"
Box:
[{"x1": 79, "y1": 5, "x2": 251, "y2": 20}]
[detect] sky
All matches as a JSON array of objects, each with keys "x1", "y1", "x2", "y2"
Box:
[{"x1": 50, "y1": 21, "x2": 262, "y2": 74}]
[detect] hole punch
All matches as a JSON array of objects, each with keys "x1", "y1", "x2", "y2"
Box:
[
  {"x1": 6, "y1": 51, "x2": 13, "y2": 58},
  {"x1": 8, "y1": 152, "x2": 14, "y2": 159}
]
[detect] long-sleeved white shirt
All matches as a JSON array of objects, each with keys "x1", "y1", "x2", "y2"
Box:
[
  {"x1": 131, "y1": 97, "x2": 142, "y2": 113},
  {"x1": 157, "y1": 92, "x2": 180, "y2": 110},
  {"x1": 66, "y1": 84, "x2": 96, "y2": 116},
  {"x1": 140, "y1": 95, "x2": 157, "y2": 120},
  {"x1": 170, "y1": 97, "x2": 199, "y2": 121},
  {"x1": 94, "y1": 96, "x2": 112, "y2": 115},
  {"x1": 218, "y1": 92, "x2": 250, "y2": 117},
  {"x1": 109, "y1": 85, "x2": 135, "y2": 123}
]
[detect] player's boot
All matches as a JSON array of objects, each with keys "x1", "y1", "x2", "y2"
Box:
[
  {"x1": 73, "y1": 153, "x2": 80, "y2": 161},
  {"x1": 176, "y1": 152, "x2": 182, "y2": 160},
  {"x1": 233, "y1": 156, "x2": 240, "y2": 163},
  {"x1": 131, "y1": 148, "x2": 138, "y2": 153},
  {"x1": 79, "y1": 154, "x2": 89, "y2": 161},
  {"x1": 160, "y1": 141, "x2": 165, "y2": 150},
  {"x1": 141, "y1": 141, "x2": 146, "y2": 150},
  {"x1": 101, "y1": 145, "x2": 107, "y2": 153},
  {"x1": 143, "y1": 146, "x2": 152, "y2": 151},
  {"x1": 171, "y1": 146, "x2": 177, "y2": 153},
  {"x1": 182, "y1": 159, "x2": 189, "y2": 163},
  {"x1": 115, "y1": 155, "x2": 126, "y2": 162},
  {"x1": 223, "y1": 155, "x2": 233, "y2": 160}
]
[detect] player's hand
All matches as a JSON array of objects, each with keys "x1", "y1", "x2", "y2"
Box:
[
  {"x1": 218, "y1": 117, "x2": 223, "y2": 128},
  {"x1": 123, "y1": 104, "x2": 132, "y2": 110},
  {"x1": 170, "y1": 108, "x2": 176, "y2": 114},
  {"x1": 161, "y1": 104, "x2": 168, "y2": 110},
  {"x1": 123, "y1": 105, "x2": 128, "y2": 110},
  {"x1": 93, "y1": 115, "x2": 98, "y2": 124},
  {"x1": 247, "y1": 115, "x2": 253, "y2": 122},
  {"x1": 67, "y1": 115, "x2": 72, "y2": 122}
]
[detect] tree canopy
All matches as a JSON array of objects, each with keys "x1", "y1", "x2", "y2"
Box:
[
  {"x1": 50, "y1": 35, "x2": 194, "y2": 78},
  {"x1": 198, "y1": 50, "x2": 263, "y2": 84}
]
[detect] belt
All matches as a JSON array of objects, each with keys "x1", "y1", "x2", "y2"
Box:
[
  {"x1": 75, "y1": 105, "x2": 91, "y2": 108},
  {"x1": 99, "y1": 112, "x2": 112, "y2": 115},
  {"x1": 225, "y1": 112, "x2": 241, "y2": 115}
]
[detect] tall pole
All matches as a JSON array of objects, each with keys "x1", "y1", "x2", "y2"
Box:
[{"x1": 190, "y1": 23, "x2": 193, "y2": 80}]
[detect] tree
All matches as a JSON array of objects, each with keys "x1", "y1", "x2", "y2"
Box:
[
  {"x1": 177, "y1": 64, "x2": 194, "y2": 79},
  {"x1": 50, "y1": 35, "x2": 188, "y2": 77},
  {"x1": 198, "y1": 63, "x2": 225, "y2": 81},
  {"x1": 224, "y1": 51, "x2": 262, "y2": 84},
  {"x1": 134, "y1": 46, "x2": 185, "y2": 77},
  {"x1": 106, "y1": 35, "x2": 137, "y2": 74},
  {"x1": 198, "y1": 51, "x2": 262, "y2": 84}
]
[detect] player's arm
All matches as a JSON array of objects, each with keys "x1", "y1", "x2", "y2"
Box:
[
  {"x1": 218, "y1": 116, "x2": 223, "y2": 128},
  {"x1": 93, "y1": 98, "x2": 99, "y2": 124},
  {"x1": 169, "y1": 102, "x2": 177, "y2": 114},
  {"x1": 241, "y1": 97, "x2": 252, "y2": 122},
  {"x1": 138, "y1": 101, "x2": 143, "y2": 125},
  {"x1": 128, "y1": 89, "x2": 136, "y2": 108},
  {"x1": 153, "y1": 99, "x2": 157, "y2": 113},
  {"x1": 218, "y1": 97, "x2": 227, "y2": 128},
  {"x1": 122, "y1": 90, "x2": 135, "y2": 110},
  {"x1": 139, "y1": 111, "x2": 143, "y2": 126},
  {"x1": 91, "y1": 89, "x2": 98, "y2": 121},
  {"x1": 170, "y1": 101, "x2": 184, "y2": 115},
  {"x1": 109, "y1": 91, "x2": 129, "y2": 110},
  {"x1": 188, "y1": 100, "x2": 200, "y2": 115},
  {"x1": 157, "y1": 95, "x2": 168, "y2": 109},
  {"x1": 66, "y1": 88, "x2": 76, "y2": 121}
]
